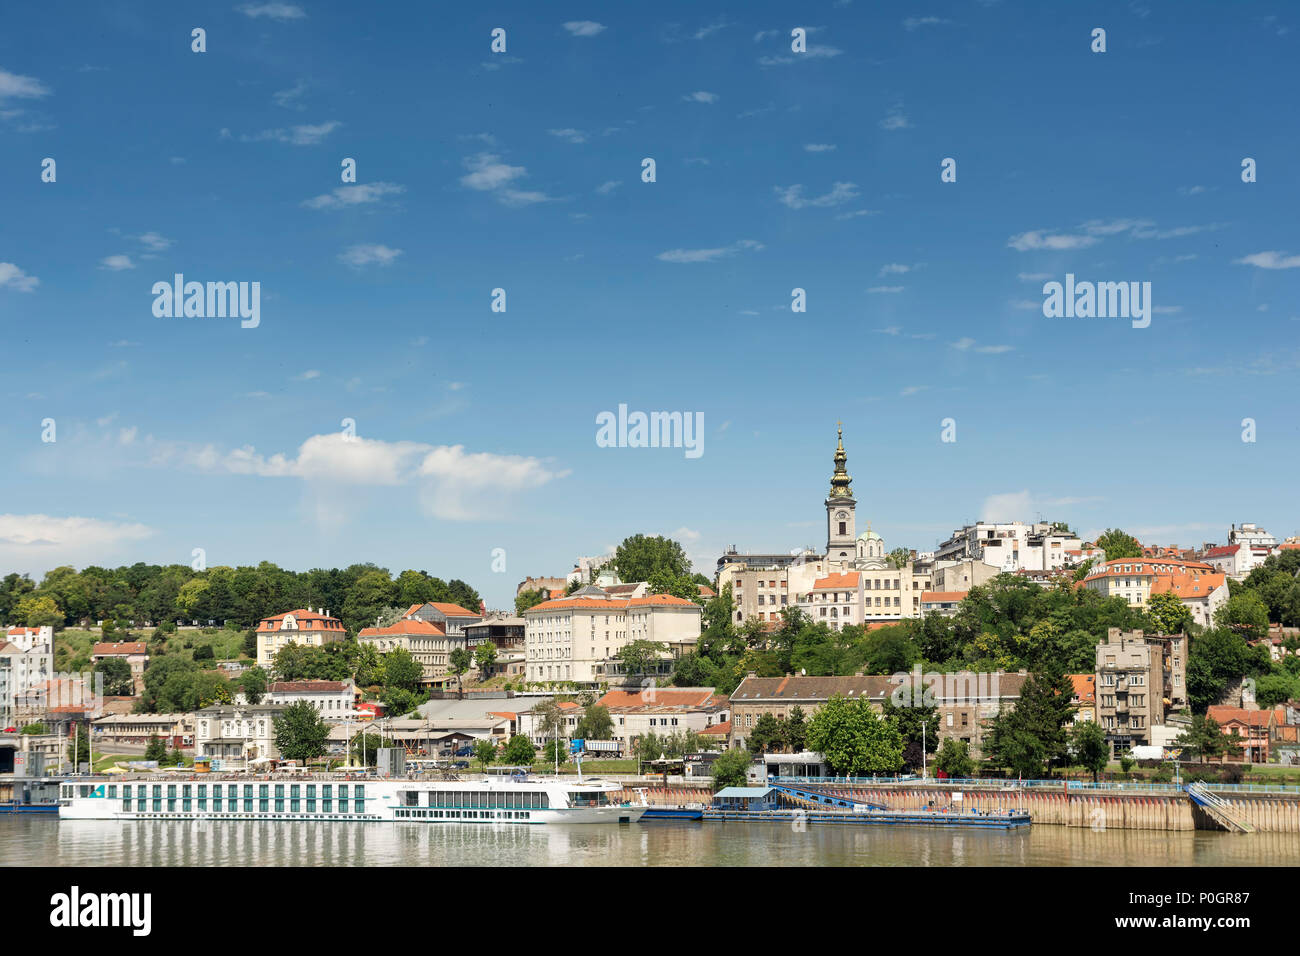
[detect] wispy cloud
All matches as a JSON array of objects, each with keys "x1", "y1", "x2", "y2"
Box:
[
  {"x1": 100, "y1": 254, "x2": 135, "y2": 271},
  {"x1": 237, "y1": 3, "x2": 306, "y2": 20},
  {"x1": 867, "y1": 285, "x2": 904, "y2": 294},
  {"x1": 683, "y1": 91, "x2": 718, "y2": 103},
  {"x1": 0, "y1": 68, "x2": 50, "y2": 100},
  {"x1": 952, "y1": 337, "x2": 1014, "y2": 354},
  {"x1": 238, "y1": 121, "x2": 341, "y2": 145},
  {"x1": 302, "y1": 182, "x2": 405, "y2": 210},
  {"x1": 459, "y1": 152, "x2": 556, "y2": 205},
  {"x1": 547, "y1": 128, "x2": 588, "y2": 144},
  {"x1": 775, "y1": 182, "x2": 859, "y2": 209},
  {"x1": 903, "y1": 16, "x2": 952, "y2": 30},
  {"x1": 1235, "y1": 251, "x2": 1300, "y2": 270},
  {"x1": 564, "y1": 21, "x2": 606, "y2": 37},
  {"x1": 656, "y1": 239, "x2": 764, "y2": 264},
  {"x1": 338, "y1": 244, "x2": 404, "y2": 267}
]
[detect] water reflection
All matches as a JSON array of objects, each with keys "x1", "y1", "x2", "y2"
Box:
[{"x1": 0, "y1": 817, "x2": 1296, "y2": 867}]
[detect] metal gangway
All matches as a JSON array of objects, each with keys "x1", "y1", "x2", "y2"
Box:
[
  {"x1": 768, "y1": 782, "x2": 886, "y2": 811},
  {"x1": 1185, "y1": 782, "x2": 1254, "y2": 833}
]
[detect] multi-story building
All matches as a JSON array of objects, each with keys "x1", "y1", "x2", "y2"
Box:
[
  {"x1": 919, "y1": 591, "x2": 967, "y2": 617},
  {"x1": 404, "y1": 602, "x2": 482, "y2": 638},
  {"x1": 797, "y1": 571, "x2": 864, "y2": 630},
  {"x1": 934, "y1": 521, "x2": 1079, "y2": 572},
  {"x1": 1202, "y1": 543, "x2": 1272, "y2": 581},
  {"x1": 4, "y1": 626, "x2": 53, "y2": 652},
  {"x1": 357, "y1": 617, "x2": 460, "y2": 683},
  {"x1": 516, "y1": 576, "x2": 568, "y2": 598},
  {"x1": 463, "y1": 615, "x2": 527, "y2": 678},
  {"x1": 91, "y1": 713, "x2": 193, "y2": 748},
  {"x1": 522, "y1": 587, "x2": 701, "y2": 685},
  {"x1": 1094, "y1": 628, "x2": 1187, "y2": 756},
  {"x1": 1229, "y1": 522, "x2": 1277, "y2": 549},
  {"x1": 256, "y1": 608, "x2": 347, "y2": 671},
  {"x1": 593, "y1": 687, "x2": 730, "y2": 754},
  {"x1": 0, "y1": 640, "x2": 52, "y2": 729},
  {"x1": 728, "y1": 672, "x2": 1025, "y2": 759},
  {"x1": 90, "y1": 641, "x2": 149, "y2": 694},
  {"x1": 194, "y1": 704, "x2": 285, "y2": 767},
  {"x1": 1148, "y1": 570, "x2": 1229, "y2": 628},
  {"x1": 1068, "y1": 674, "x2": 1096, "y2": 724},
  {"x1": 1079, "y1": 557, "x2": 1219, "y2": 611},
  {"x1": 264, "y1": 680, "x2": 357, "y2": 719},
  {"x1": 931, "y1": 558, "x2": 1001, "y2": 593}
]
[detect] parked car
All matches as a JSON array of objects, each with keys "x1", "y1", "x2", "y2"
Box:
[{"x1": 453, "y1": 746, "x2": 475, "y2": 757}]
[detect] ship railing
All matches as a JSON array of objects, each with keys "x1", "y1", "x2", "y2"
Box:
[{"x1": 768, "y1": 775, "x2": 1300, "y2": 795}]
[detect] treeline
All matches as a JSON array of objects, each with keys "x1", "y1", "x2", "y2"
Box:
[
  {"x1": 0, "y1": 563, "x2": 482, "y2": 636},
  {"x1": 674, "y1": 571, "x2": 1291, "y2": 713}
]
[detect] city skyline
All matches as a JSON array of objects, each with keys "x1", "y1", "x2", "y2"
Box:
[{"x1": 2, "y1": 1, "x2": 1298, "y2": 608}]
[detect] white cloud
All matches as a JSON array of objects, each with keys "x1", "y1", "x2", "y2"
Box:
[
  {"x1": 775, "y1": 182, "x2": 859, "y2": 209},
  {"x1": 900, "y1": 385, "x2": 929, "y2": 396},
  {"x1": 1017, "y1": 272, "x2": 1052, "y2": 281},
  {"x1": 952, "y1": 337, "x2": 1014, "y2": 354},
  {"x1": 1235, "y1": 251, "x2": 1300, "y2": 270},
  {"x1": 237, "y1": 3, "x2": 306, "y2": 20},
  {"x1": 100, "y1": 254, "x2": 135, "y2": 271},
  {"x1": 136, "y1": 232, "x2": 174, "y2": 252},
  {"x1": 240, "y1": 121, "x2": 341, "y2": 145},
  {"x1": 0, "y1": 262, "x2": 39, "y2": 291},
  {"x1": 835, "y1": 209, "x2": 879, "y2": 220},
  {"x1": 1007, "y1": 230, "x2": 1100, "y2": 252},
  {"x1": 879, "y1": 263, "x2": 911, "y2": 275},
  {"x1": 338, "y1": 244, "x2": 403, "y2": 267},
  {"x1": 595, "y1": 180, "x2": 621, "y2": 194},
  {"x1": 760, "y1": 45, "x2": 842, "y2": 65},
  {"x1": 547, "y1": 128, "x2": 588, "y2": 144},
  {"x1": 683, "y1": 91, "x2": 718, "y2": 103},
  {"x1": 656, "y1": 239, "x2": 764, "y2": 264},
  {"x1": 0, "y1": 68, "x2": 50, "y2": 100},
  {"x1": 272, "y1": 80, "x2": 308, "y2": 110},
  {"x1": 867, "y1": 285, "x2": 904, "y2": 293},
  {"x1": 564, "y1": 21, "x2": 606, "y2": 37},
  {"x1": 804, "y1": 143, "x2": 836, "y2": 152},
  {"x1": 295, "y1": 369, "x2": 321, "y2": 381},
  {"x1": 0, "y1": 514, "x2": 153, "y2": 571},
  {"x1": 459, "y1": 152, "x2": 555, "y2": 205},
  {"x1": 880, "y1": 108, "x2": 911, "y2": 130},
  {"x1": 980, "y1": 491, "x2": 1034, "y2": 522},
  {"x1": 302, "y1": 182, "x2": 405, "y2": 210},
  {"x1": 903, "y1": 16, "x2": 952, "y2": 29}
]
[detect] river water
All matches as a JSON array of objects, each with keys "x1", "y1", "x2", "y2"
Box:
[{"x1": 3, "y1": 816, "x2": 1299, "y2": 866}]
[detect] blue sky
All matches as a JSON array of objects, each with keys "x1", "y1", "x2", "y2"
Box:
[{"x1": 1, "y1": 1, "x2": 1297, "y2": 609}]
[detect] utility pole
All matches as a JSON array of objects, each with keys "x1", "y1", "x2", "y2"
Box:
[{"x1": 921, "y1": 721, "x2": 927, "y2": 782}]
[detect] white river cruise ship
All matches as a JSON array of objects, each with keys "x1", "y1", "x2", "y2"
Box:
[{"x1": 58, "y1": 773, "x2": 647, "y2": 825}]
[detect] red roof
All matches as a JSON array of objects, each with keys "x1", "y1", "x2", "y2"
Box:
[
  {"x1": 268, "y1": 681, "x2": 350, "y2": 693},
  {"x1": 92, "y1": 642, "x2": 147, "y2": 656},
  {"x1": 1068, "y1": 674, "x2": 1096, "y2": 704},
  {"x1": 256, "y1": 609, "x2": 344, "y2": 632},
  {"x1": 596, "y1": 688, "x2": 719, "y2": 709},
  {"x1": 811, "y1": 571, "x2": 860, "y2": 590},
  {"x1": 426, "y1": 602, "x2": 480, "y2": 618},
  {"x1": 358, "y1": 619, "x2": 446, "y2": 638},
  {"x1": 920, "y1": 591, "x2": 968, "y2": 603},
  {"x1": 1149, "y1": 571, "x2": 1226, "y2": 600},
  {"x1": 1207, "y1": 706, "x2": 1283, "y2": 728},
  {"x1": 525, "y1": 594, "x2": 699, "y2": 613},
  {"x1": 1201, "y1": 545, "x2": 1241, "y2": 558},
  {"x1": 700, "y1": 720, "x2": 731, "y2": 736}
]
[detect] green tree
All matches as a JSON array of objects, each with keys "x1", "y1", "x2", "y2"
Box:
[
  {"x1": 20, "y1": 722, "x2": 47, "y2": 735},
  {"x1": 886, "y1": 547, "x2": 911, "y2": 570},
  {"x1": 273, "y1": 700, "x2": 330, "y2": 763},
  {"x1": 1096, "y1": 529, "x2": 1142, "y2": 561},
  {"x1": 574, "y1": 704, "x2": 613, "y2": 741},
  {"x1": 983, "y1": 668, "x2": 1076, "y2": 778},
  {"x1": 474, "y1": 738, "x2": 496, "y2": 771},
  {"x1": 502, "y1": 734, "x2": 536, "y2": 766},
  {"x1": 806, "y1": 694, "x2": 905, "y2": 776},
  {"x1": 710, "y1": 747, "x2": 753, "y2": 790},
  {"x1": 94, "y1": 657, "x2": 135, "y2": 696},
  {"x1": 1070, "y1": 720, "x2": 1110, "y2": 782},
  {"x1": 474, "y1": 640, "x2": 498, "y2": 676},
  {"x1": 635, "y1": 732, "x2": 664, "y2": 762},
  {"x1": 613, "y1": 534, "x2": 692, "y2": 583},
  {"x1": 881, "y1": 696, "x2": 940, "y2": 772},
  {"x1": 448, "y1": 647, "x2": 473, "y2": 699},
  {"x1": 1176, "y1": 714, "x2": 1231, "y2": 764},
  {"x1": 784, "y1": 705, "x2": 808, "y2": 753},
  {"x1": 1254, "y1": 672, "x2": 1299, "y2": 708},
  {"x1": 613, "y1": 639, "x2": 668, "y2": 678},
  {"x1": 515, "y1": 588, "x2": 549, "y2": 616},
  {"x1": 747, "y1": 713, "x2": 783, "y2": 755},
  {"x1": 1214, "y1": 591, "x2": 1270, "y2": 640},
  {"x1": 934, "y1": 738, "x2": 974, "y2": 779},
  {"x1": 382, "y1": 647, "x2": 423, "y2": 692},
  {"x1": 239, "y1": 666, "x2": 268, "y2": 705},
  {"x1": 1146, "y1": 591, "x2": 1194, "y2": 636},
  {"x1": 144, "y1": 733, "x2": 167, "y2": 762},
  {"x1": 16, "y1": 594, "x2": 63, "y2": 628},
  {"x1": 350, "y1": 731, "x2": 385, "y2": 766}
]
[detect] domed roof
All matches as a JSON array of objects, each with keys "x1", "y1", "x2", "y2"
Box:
[{"x1": 857, "y1": 525, "x2": 882, "y2": 541}]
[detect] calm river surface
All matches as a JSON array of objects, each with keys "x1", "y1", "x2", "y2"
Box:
[{"x1": 3, "y1": 816, "x2": 1299, "y2": 866}]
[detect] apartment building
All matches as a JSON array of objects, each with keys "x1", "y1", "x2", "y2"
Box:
[
  {"x1": 4, "y1": 626, "x2": 53, "y2": 652},
  {"x1": 1206, "y1": 706, "x2": 1285, "y2": 763},
  {"x1": 90, "y1": 641, "x2": 149, "y2": 694},
  {"x1": 404, "y1": 602, "x2": 482, "y2": 638},
  {"x1": 919, "y1": 591, "x2": 967, "y2": 617},
  {"x1": 264, "y1": 680, "x2": 357, "y2": 719},
  {"x1": 194, "y1": 704, "x2": 285, "y2": 766},
  {"x1": 931, "y1": 558, "x2": 1001, "y2": 593},
  {"x1": 522, "y1": 586, "x2": 702, "y2": 684},
  {"x1": 797, "y1": 571, "x2": 864, "y2": 629},
  {"x1": 1094, "y1": 628, "x2": 1187, "y2": 756},
  {"x1": 593, "y1": 687, "x2": 729, "y2": 754},
  {"x1": 1080, "y1": 557, "x2": 1222, "y2": 612},
  {"x1": 1202, "y1": 543, "x2": 1272, "y2": 581},
  {"x1": 0, "y1": 640, "x2": 53, "y2": 729},
  {"x1": 256, "y1": 607, "x2": 347, "y2": 671},
  {"x1": 934, "y1": 521, "x2": 1080, "y2": 572}
]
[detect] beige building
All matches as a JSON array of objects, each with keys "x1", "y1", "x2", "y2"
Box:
[
  {"x1": 522, "y1": 587, "x2": 702, "y2": 685},
  {"x1": 593, "y1": 687, "x2": 729, "y2": 754},
  {"x1": 1095, "y1": 628, "x2": 1187, "y2": 756},
  {"x1": 256, "y1": 608, "x2": 347, "y2": 671},
  {"x1": 90, "y1": 641, "x2": 148, "y2": 694},
  {"x1": 195, "y1": 704, "x2": 284, "y2": 766},
  {"x1": 358, "y1": 618, "x2": 463, "y2": 683},
  {"x1": 1080, "y1": 558, "x2": 1216, "y2": 609},
  {"x1": 931, "y1": 558, "x2": 1001, "y2": 593}
]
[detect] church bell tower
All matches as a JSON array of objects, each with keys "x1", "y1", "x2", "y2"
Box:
[{"x1": 825, "y1": 423, "x2": 856, "y2": 567}]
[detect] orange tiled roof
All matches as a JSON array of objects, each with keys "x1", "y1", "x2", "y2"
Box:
[
  {"x1": 358, "y1": 619, "x2": 447, "y2": 638},
  {"x1": 700, "y1": 720, "x2": 731, "y2": 736},
  {"x1": 257, "y1": 609, "x2": 344, "y2": 632},
  {"x1": 1149, "y1": 571, "x2": 1226, "y2": 599},
  {"x1": 811, "y1": 571, "x2": 860, "y2": 590},
  {"x1": 427, "y1": 602, "x2": 479, "y2": 617},
  {"x1": 92, "y1": 642, "x2": 147, "y2": 655},
  {"x1": 525, "y1": 594, "x2": 699, "y2": 613},
  {"x1": 1068, "y1": 674, "x2": 1096, "y2": 704},
  {"x1": 1201, "y1": 545, "x2": 1241, "y2": 559},
  {"x1": 920, "y1": 591, "x2": 968, "y2": 603},
  {"x1": 1206, "y1": 706, "x2": 1283, "y2": 728},
  {"x1": 596, "y1": 688, "x2": 718, "y2": 709}
]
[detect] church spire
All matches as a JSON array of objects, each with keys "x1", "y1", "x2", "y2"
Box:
[{"x1": 829, "y1": 421, "x2": 852, "y2": 498}]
